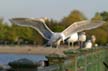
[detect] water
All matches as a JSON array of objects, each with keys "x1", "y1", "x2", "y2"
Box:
[{"x1": 0, "y1": 53, "x2": 47, "y2": 65}]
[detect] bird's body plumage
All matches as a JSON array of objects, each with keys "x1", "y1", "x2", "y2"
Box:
[
  {"x1": 67, "y1": 33, "x2": 78, "y2": 47},
  {"x1": 78, "y1": 32, "x2": 87, "y2": 48},
  {"x1": 79, "y1": 32, "x2": 86, "y2": 42},
  {"x1": 85, "y1": 40, "x2": 92, "y2": 48},
  {"x1": 68, "y1": 33, "x2": 78, "y2": 42}
]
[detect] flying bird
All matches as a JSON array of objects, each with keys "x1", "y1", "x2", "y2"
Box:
[{"x1": 9, "y1": 17, "x2": 104, "y2": 48}]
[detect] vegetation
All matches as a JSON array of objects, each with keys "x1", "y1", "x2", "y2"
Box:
[{"x1": 0, "y1": 10, "x2": 108, "y2": 45}]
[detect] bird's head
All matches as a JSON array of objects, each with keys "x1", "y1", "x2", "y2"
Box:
[
  {"x1": 43, "y1": 17, "x2": 48, "y2": 21},
  {"x1": 39, "y1": 17, "x2": 48, "y2": 23}
]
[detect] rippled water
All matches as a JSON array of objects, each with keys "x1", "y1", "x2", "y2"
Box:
[{"x1": 0, "y1": 54, "x2": 47, "y2": 65}]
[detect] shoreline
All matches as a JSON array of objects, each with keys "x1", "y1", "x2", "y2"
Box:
[{"x1": 0, "y1": 45, "x2": 73, "y2": 55}]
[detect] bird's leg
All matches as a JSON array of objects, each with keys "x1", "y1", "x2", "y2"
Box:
[
  {"x1": 56, "y1": 45, "x2": 58, "y2": 48},
  {"x1": 50, "y1": 43, "x2": 52, "y2": 48},
  {"x1": 56, "y1": 39, "x2": 61, "y2": 48},
  {"x1": 56, "y1": 42, "x2": 58, "y2": 48},
  {"x1": 80, "y1": 42, "x2": 81, "y2": 48},
  {"x1": 78, "y1": 41, "x2": 81, "y2": 48},
  {"x1": 71, "y1": 42, "x2": 74, "y2": 49},
  {"x1": 80, "y1": 41, "x2": 84, "y2": 48},
  {"x1": 68, "y1": 42, "x2": 70, "y2": 48},
  {"x1": 79, "y1": 41, "x2": 82, "y2": 48}
]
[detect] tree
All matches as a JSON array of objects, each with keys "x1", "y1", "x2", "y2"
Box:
[
  {"x1": 100, "y1": 11, "x2": 108, "y2": 21},
  {"x1": 91, "y1": 12, "x2": 103, "y2": 21},
  {"x1": 0, "y1": 23, "x2": 4, "y2": 40},
  {"x1": 0, "y1": 17, "x2": 3, "y2": 24},
  {"x1": 61, "y1": 10, "x2": 87, "y2": 27},
  {"x1": 31, "y1": 28, "x2": 45, "y2": 45}
]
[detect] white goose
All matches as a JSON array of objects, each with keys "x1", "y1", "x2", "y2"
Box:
[{"x1": 9, "y1": 18, "x2": 104, "y2": 48}]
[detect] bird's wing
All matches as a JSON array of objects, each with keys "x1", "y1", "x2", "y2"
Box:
[
  {"x1": 10, "y1": 18, "x2": 53, "y2": 40},
  {"x1": 62, "y1": 20, "x2": 104, "y2": 39}
]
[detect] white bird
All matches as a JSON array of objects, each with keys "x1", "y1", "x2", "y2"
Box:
[
  {"x1": 9, "y1": 17, "x2": 104, "y2": 48},
  {"x1": 78, "y1": 32, "x2": 86, "y2": 48},
  {"x1": 91, "y1": 35, "x2": 96, "y2": 46},
  {"x1": 66, "y1": 33, "x2": 78, "y2": 48},
  {"x1": 85, "y1": 35, "x2": 96, "y2": 49},
  {"x1": 85, "y1": 40, "x2": 92, "y2": 48}
]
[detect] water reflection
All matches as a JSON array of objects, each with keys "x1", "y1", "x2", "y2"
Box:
[{"x1": 0, "y1": 54, "x2": 47, "y2": 65}]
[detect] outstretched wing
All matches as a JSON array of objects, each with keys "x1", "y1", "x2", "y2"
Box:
[
  {"x1": 62, "y1": 20, "x2": 104, "y2": 39},
  {"x1": 10, "y1": 18, "x2": 53, "y2": 40}
]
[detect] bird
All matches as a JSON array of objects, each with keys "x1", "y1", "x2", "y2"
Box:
[
  {"x1": 66, "y1": 33, "x2": 78, "y2": 48},
  {"x1": 84, "y1": 35, "x2": 96, "y2": 49},
  {"x1": 78, "y1": 32, "x2": 86, "y2": 48},
  {"x1": 91, "y1": 35, "x2": 96, "y2": 46},
  {"x1": 85, "y1": 40, "x2": 92, "y2": 49},
  {"x1": 9, "y1": 17, "x2": 104, "y2": 48}
]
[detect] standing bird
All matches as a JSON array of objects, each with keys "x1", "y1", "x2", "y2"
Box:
[
  {"x1": 66, "y1": 33, "x2": 78, "y2": 48},
  {"x1": 9, "y1": 17, "x2": 104, "y2": 48},
  {"x1": 85, "y1": 35, "x2": 96, "y2": 49},
  {"x1": 91, "y1": 35, "x2": 96, "y2": 46},
  {"x1": 85, "y1": 40, "x2": 92, "y2": 48},
  {"x1": 78, "y1": 32, "x2": 86, "y2": 48}
]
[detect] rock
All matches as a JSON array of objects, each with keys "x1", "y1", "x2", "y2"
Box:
[{"x1": 8, "y1": 58, "x2": 39, "y2": 68}]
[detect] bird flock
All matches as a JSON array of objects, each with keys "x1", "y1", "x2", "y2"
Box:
[{"x1": 9, "y1": 17, "x2": 104, "y2": 49}]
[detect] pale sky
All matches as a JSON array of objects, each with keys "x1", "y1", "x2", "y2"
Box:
[{"x1": 0, "y1": 0, "x2": 108, "y2": 22}]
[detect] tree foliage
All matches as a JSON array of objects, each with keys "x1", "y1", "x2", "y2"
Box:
[
  {"x1": 92, "y1": 12, "x2": 103, "y2": 21},
  {"x1": 61, "y1": 10, "x2": 87, "y2": 27},
  {"x1": 100, "y1": 11, "x2": 108, "y2": 21}
]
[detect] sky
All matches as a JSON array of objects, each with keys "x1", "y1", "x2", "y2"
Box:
[{"x1": 0, "y1": 0, "x2": 108, "y2": 22}]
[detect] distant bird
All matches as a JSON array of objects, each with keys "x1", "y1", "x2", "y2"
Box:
[
  {"x1": 85, "y1": 40, "x2": 92, "y2": 48},
  {"x1": 85, "y1": 35, "x2": 96, "y2": 49},
  {"x1": 91, "y1": 35, "x2": 96, "y2": 46},
  {"x1": 66, "y1": 33, "x2": 78, "y2": 48},
  {"x1": 78, "y1": 32, "x2": 86, "y2": 48},
  {"x1": 9, "y1": 17, "x2": 104, "y2": 48}
]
